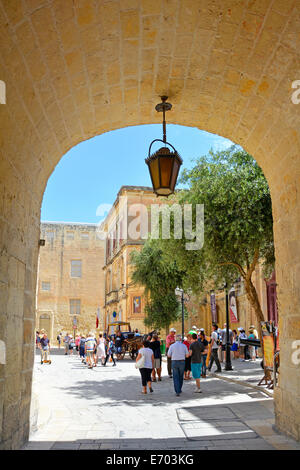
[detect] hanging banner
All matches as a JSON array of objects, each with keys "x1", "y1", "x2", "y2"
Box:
[
  {"x1": 261, "y1": 321, "x2": 275, "y2": 370},
  {"x1": 96, "y1": 308, "x2": 100, "y2": 328},
  {"x1": 210, "y1": 292, "x2": 217, "y2": 323},
  {"x1": 229, "y1": 288, "x2": 238, "y2": 323}
]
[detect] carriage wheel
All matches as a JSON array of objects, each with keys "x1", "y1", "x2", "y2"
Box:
[{"x1": 119, "y1": 347, "x2": 126, "y2": 360}]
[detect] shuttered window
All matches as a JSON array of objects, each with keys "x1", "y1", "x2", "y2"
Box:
[
  {"x1": 70, "y1": 299, "x2": 81, "y2": 315},
  {"x1": 71, "y1": 260, "x2": 82, "y2": 278}
]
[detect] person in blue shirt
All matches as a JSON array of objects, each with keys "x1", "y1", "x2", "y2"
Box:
[
  {"x1": 103, "y1": 336, "x2": 116, "y2": 366},
  {"x1": 167, "y1": 335, "x2": 189, "y2": 396}
]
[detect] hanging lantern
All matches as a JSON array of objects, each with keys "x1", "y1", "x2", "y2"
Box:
[{"x1": 145, "y1": 96, "x2": 182, "y2": 197}]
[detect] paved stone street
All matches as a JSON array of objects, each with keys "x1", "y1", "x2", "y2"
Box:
[{"x1": 23, "y1": 349, "x2": 300, "y2": 450}]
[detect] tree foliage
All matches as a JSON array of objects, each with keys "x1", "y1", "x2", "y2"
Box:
[
  {"x1": 131, "y1": 145, "x2": 274, "y2": 331},
  {"x1": 130, "y1": 240, "x2": 185, "y2": 330},
  {"x1": 162, "y1": 145, "x2": 274, "y2": 323}
]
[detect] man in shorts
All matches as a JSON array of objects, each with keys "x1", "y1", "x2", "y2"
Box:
[
  {"x1": 63, "y1": 333, "x2": 70, "y2": 355},
  {"x1": 39, "y1": 332, "x2": 50, "y2": 363},
  {"x1": 85, "y1": 333, "x2": 96, "y2": 369},
  {"x1": 189, "y1": 333, "x2": 204, "y2": 393}
]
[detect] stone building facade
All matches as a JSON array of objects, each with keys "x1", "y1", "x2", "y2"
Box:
[
  {"x1": 102, "y1": 186, "x2": 159, "y2": 334},
  {"x1": 36, "y1": 222, "x2": 105, "y2": 342}
]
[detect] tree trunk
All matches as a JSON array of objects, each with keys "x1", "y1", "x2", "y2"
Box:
[
  {"x1": 244, "y1": 276, "x2": 271, "y2": 379},
  {"x1": 244, "y1": 277, "x2": 265, "y2": 325}
]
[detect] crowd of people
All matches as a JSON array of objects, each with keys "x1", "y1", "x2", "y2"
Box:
[
  {"x1": 164, "y1": 323, "x2": 260, "y2": 396},
  {"x1": 36, "y1": 323, "x2": 259, "y2": 397}
]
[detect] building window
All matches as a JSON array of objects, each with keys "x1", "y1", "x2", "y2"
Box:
[
  {"x1": 41, "y1": 281, "x2": 51, "y2": 291},
  {"x1": 71, "y1": 260, "x2": 82, "y2": 278},
  {"x1": 70, "y1": 299, "x2": 81, "y2": 315},
  {"x1": 66, "y1": 231, "x2": 74, "y2": 240},
  {"x1": 45, "y1": 231, "x2": 54, "y2": 240},
  {"x1": 81, "y1": 232, "x2": 89, "y2": 239}
]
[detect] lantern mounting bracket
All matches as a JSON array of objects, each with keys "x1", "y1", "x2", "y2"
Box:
[{"x1": 155, "y1": 96, "x2": 172, "y2": 143}]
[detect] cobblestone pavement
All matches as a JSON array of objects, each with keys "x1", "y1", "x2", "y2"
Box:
[{"x1": 23, "y1": 349, "x2": 300, "y2": 450}]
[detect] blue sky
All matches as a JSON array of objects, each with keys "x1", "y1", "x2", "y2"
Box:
[{"x1": 41, "y1": 124, "x2": 233, "y2": 224}]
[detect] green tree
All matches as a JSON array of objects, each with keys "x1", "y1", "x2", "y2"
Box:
[
  {"x1": 130, "y1": 240, "x2": 184, "y2": 331},
  {"x1": 161, "y1": 145, "x2": 274, "y2": 327}
]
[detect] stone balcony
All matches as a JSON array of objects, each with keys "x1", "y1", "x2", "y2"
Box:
[{"x1": 106, "y1": 290, "x2": 119, "y2": 304}]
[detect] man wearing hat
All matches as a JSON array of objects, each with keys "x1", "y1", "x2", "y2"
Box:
[
  {"x1": 166, "y1": 328, "x2": 176, "y2": 378},
  {"x1": 188, "y1": 325, "x2": 197, "y2": 335}
]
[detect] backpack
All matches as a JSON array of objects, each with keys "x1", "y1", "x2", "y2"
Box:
[{"x1": 214, "y1": 332, "x2": 221, "y2": 346}]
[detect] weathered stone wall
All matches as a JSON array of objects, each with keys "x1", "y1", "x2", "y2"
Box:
[
  {"x1": 103, "y1": 186, "x2": 159, "y2": 333},
  {"x1": 0, "y1": 0, "x2": 300, "y2": 447},
  {"x1": 36, "y1": 223, "x2": 105, "y2": 341}
]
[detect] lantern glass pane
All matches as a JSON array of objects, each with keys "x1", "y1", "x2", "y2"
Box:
[
  {"x1": 170, "y1": 159, "x2": 180, "y2": 191},
  {"x1": 160, "y1": 156, "x2": 173, "y2": 187},
  {"x1": 149, "y1": 158, "x2": 160, "y2": 189}
]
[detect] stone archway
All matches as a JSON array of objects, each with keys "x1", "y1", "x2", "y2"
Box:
[{"x1": 0, "y1": 0, "x2": 300, "y2": 448}]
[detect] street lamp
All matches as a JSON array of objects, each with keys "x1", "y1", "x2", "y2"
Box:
[
  {"x1": 224, "y1": 283, "x2": 233, "y2": 371},
  {"x1": 145, "y1": 96, "x2": 183, "y2": 197},
  {"x1": 175, "y1": 287, "x2": 190, "y2": 341}
]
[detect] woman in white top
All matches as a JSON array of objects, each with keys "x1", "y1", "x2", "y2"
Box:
[
  {"x1": 96, "y1": 333, "x2": 106, "y2": 365},
  {"x1": 136, "y1": 340, "x2": 154, "y2": 394}
]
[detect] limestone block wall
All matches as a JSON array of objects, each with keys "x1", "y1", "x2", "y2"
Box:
[{"x1": 36, "y1": 223, "x2": 105, "y2": 340}]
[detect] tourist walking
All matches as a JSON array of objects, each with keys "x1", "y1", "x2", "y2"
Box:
[
  {"x1": 220, "y1": 323, "x2": 233, "y2": 362},
  {"x1": 79, "y1": 335, "x2": 86, "y2": 363},
  {"x1": 115, "y1": 330, "x2": 124, "y2": 360},
  {"x1": 57, "y1": 332, "x2": 62, "y2": 349},
  {"x1": 207, "y1": 324, "x2": 222, "y2": 373},
  {"x1": 183, "y1": 334, "x2": 192, "y2": 380},
  {"x1": 103, "y1": 336, "x2": 116, "y2": 366},
  {"x1": 85, "y1": 333, "x2": 96, "y2": 369},
  {"x1": 248, "y1": 328, "x2": 257, "y2": 361},
  {"x1": 231, "y1": 329, "x2": 239, "y2": 359},
  {"x1": 75, "y1": 334, "x2": 81, "y2": 354},
  {"x1": 167, "y1": 335, "x2": 189, "y2": 396},
  {"x1": 136, "y1": 340, "x2": 154, "y2": 394},
  {"x1": 188, "y1": 325, "x2": 197, "y2": 335},
  {"x1": 166, "y1": 328, "x2": 176, "y2": 378},
  {"x1": 198, "y1": 330, "x2": 209, "y2": 377},
  {"x1": 149, "y1": 334, "x2": 162, "y2": 382},
  {"x1": 96, "y1": 333, "x2": 106, "y2": 365},
  {"x1": 68, "y1": 335, "x2": 76, "y2": 355},
  {"x1": 250, "y1": 324, "x2": 259, "y2": 358},
  {"x1": 39, "y1": 332, "x2": 50, "y2": 364},
  {"x1": 189, "y1": 333, "x2": 204, "y2": 393},
  {"x1": 238, "y1": 327, "x2": 248, "y2": 361},
  {"x1": 36, "y1": 331, "x2": 40, "y2": 349},
  {"x1": 63, "y1": 333, "x2": 70, "y2": 355}
]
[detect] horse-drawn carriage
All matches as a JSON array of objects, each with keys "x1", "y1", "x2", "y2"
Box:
[
  {"x1": 106, "y1": 321, "x2": 143, "y2": 360},
  {"x1": 106, "y1": 321, "x2": 156, "y2": 360}
]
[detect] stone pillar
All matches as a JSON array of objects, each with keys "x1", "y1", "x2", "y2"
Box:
[
  {"x1": 269, "y1": 147, "x2": 300, "y2": 442},
  {"x1": 0, "y1": 176, "x2": 41, "y2": 449}
]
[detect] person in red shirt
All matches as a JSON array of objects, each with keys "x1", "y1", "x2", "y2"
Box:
[
  {"x1": 166, "y1": 328, "x2": 176, "y2": 378},
  {"x1": 183, "y1": 334, "x2": 192, "y2": 380}
]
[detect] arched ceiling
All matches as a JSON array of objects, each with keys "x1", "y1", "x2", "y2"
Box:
[{"x1": 0, "y1": 0, "x2": 299, "y2": 203}]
